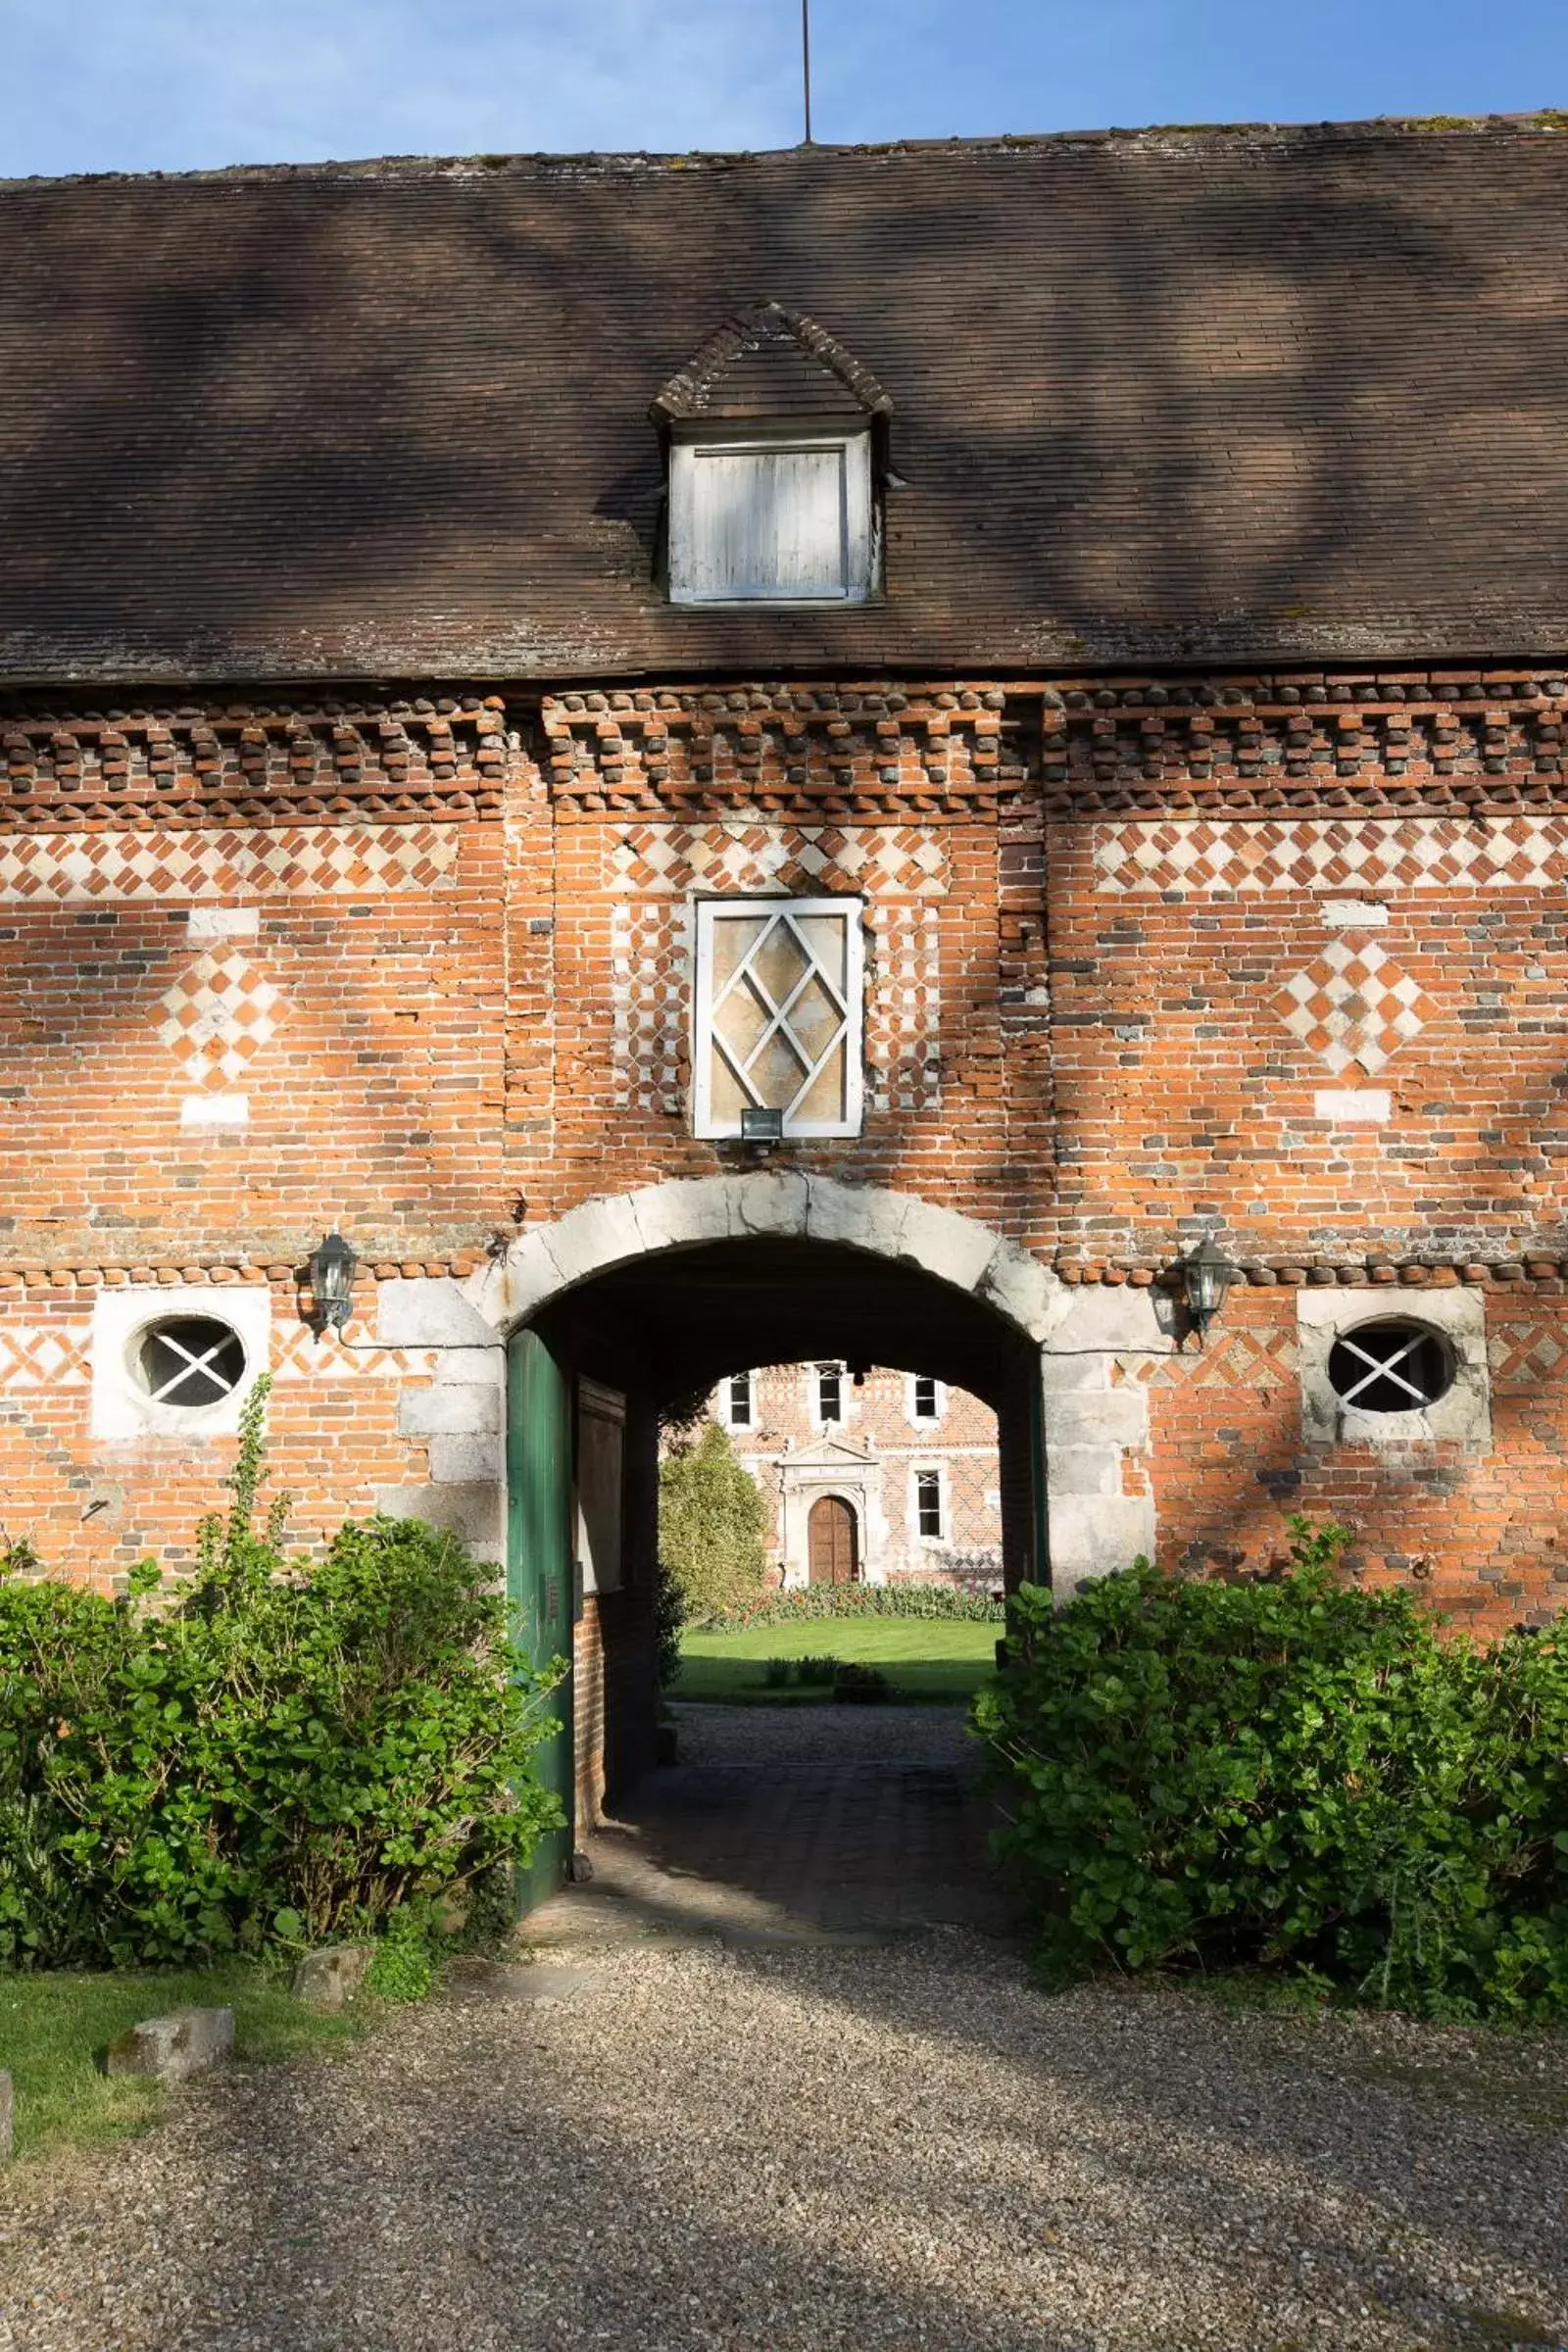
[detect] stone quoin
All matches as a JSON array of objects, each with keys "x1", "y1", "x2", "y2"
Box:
[{"x1": 3, "y1": 119, "x2": 1568, "y2": 1839}]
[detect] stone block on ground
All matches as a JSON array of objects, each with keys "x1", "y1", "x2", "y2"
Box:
[
  {"x1": 105, "y1": 2007, "x2": 233, "y2": 2082},
  {"x1": 0, "y1": 2066, "x2": 12, "y2": 2161},
  {"x1": 292, "y1": 1944, "x2": 375, "y2": 2011}
]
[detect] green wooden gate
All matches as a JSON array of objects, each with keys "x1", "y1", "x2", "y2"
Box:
[{"x1": 506, "y1": 1327, "x2": 575, "y2": 1914}]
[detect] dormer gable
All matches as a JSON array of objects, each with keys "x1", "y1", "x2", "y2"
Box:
[
  {"x1": 650, "y1": 301, "x2": 894, "y2": 428},
  {"x1": 654, "y1": 304, "x2": 890, "y2": 609}
]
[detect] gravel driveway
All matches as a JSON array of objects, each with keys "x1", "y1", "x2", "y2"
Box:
[{"x1": 4, "y1": 1706, "x2": 1565, "y2": 2352}]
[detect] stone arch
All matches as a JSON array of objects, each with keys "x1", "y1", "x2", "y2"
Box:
[{"x1": 462, "y1": 1173, "x2": 1065, "y2": 1345}]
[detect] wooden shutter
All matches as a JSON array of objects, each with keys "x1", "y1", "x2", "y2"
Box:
[{"x1": 669, "y1": 433, "x2": 872, "y2": 604}]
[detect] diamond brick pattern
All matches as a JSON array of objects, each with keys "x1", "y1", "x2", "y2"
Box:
[
  {"x1": 1138, "y1": 1329, "x2": 1299, "y2": 1390},
  {"x1": 270, "y1": 1328, "x2": 438, "y2": 1382},
  {"x1": 0, "y1": 825, "x2": 462, "y2": 906},
  {"x1": 158, "y1": 951, "x2": 284, "y2": 1089},
  {"x1": 1092, "y1": 816, "x2": 1568, "y2": 897},
  {"x1": 1273, "y1": 938, "x2": 1433, "y2": 1076},
  {"x1": 0, "y1": 1326, "x2": 90, "y2": 1390},
  {"x1": 1487, "y1": 1321, "x2": 1568, "y2": 1391},
  {"x1": 608, "y1": 823, "x2": 948, "y2": 899}
]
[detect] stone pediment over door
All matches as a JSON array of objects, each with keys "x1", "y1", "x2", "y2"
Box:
[
  {"x1": 786, "y1": 1435, "x2": 876, "y2": 1473},
  {"x1": 779, "y1": 1440, "x2": 885, "y2": 1588}
]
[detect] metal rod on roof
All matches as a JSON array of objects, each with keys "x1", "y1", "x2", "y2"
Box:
[{"x1": 802, "y1": 0, "x2": 813, "y2": 144}]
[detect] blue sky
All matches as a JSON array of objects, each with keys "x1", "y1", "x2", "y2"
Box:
[{"x1": 2, "y1": 0, "x2": 1565, "y2": 179}]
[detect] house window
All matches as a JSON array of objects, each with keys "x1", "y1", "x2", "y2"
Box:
[
  {"x1": 668, "y1": 430, "x2": 873, "y2": 606},
  {"x1": 693, "y1": 898, "x2": 864, "y2": 1140},
  {"x1": 816, "y1": 1364, "x2": 844, "y2": 1424},
  {"x1": 911, "y1": 1374, "x2": 941, "y2": 1424},
  {"x1": 91, "y1": 1283, "x2": 270, "y2": 1443},
  {"x1": 135, "y1": 1317, "x2": 247, "y2": 1408},
  {"x1": 1326, "y1": 1320, "x2": 1455, "y2": 1414},
  {"x1": 724, "y1": 1371, "x2": 755, "y2": 1429},
  {"x1": 915, "y1": 1469, "x2": 945, "y2": 1541}
]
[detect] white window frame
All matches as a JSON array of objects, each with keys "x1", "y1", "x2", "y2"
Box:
[
  {"x1": 1297, "y1": 1290, "x2": 1491, "y2": 1448},
  {"x1": 668, "y1": 427, "x2": 874, "y2": 607},
  {"x1": 719, "y1": 1370, "x2": 757, "y2": 1431},
  {"x1": 90, "y1": 1285, "x2": 270, "y2": 1443},
  {"x1": 693, "y1": 897, "x2": 865, "y2": 1140},
  {"x1": 814, "y1": 1362, "x2": 846, "y2": 1426},
  {"x1": 911, "y1": 1464, "x2": 948, "y2": 1544},
  {"x1": 906, "y1": 1373, "x2": 946, "y2": 1428}
]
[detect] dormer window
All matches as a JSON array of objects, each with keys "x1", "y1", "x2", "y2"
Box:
[
  {"x1": 668, "y1": 428, "x2": 873, "y2": 606},
  {"x1": 651, "y1": 301, "x2": 892, "y2": 612}
]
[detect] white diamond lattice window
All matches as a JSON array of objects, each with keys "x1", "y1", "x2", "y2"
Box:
[{"x1": 694, "y1": 900, "x2": 864, "y2": 1139}]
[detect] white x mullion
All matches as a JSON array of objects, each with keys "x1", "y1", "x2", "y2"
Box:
[
  {"x1": 716, "y1": 923, "x2": 827, "y2": 1084},
  {"x1": 711, "y1": 924, "x2": 800, "y2": 1073},
  {"x1": 149, "y1": 1331, "x2": 229, "y2": 1402},
  {"x1": 1339, "y1": 1333, "x2": 1427, "y2": 1406}
]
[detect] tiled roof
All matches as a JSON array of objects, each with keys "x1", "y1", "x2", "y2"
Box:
[{"x1": 2, "y1": 120, "x2": 1567, "y2": 683}]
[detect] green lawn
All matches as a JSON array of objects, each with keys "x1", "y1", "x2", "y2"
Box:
[
  {"x1": 0, "y1": 1960, "x2": 376, "y2": 2165},
  {"x1": 676, "y1": 1615, "x2": 999, "y2": 1704}
]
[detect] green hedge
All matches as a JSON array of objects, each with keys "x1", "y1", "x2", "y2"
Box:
[
  {"x1": 710, "y1": 1582, "x2": 1004, "y2": 1630},
  {"x1": 0, "y1": 1382, "x2": 563, "y2": 1970},
  {"x1": 974, "y1": 1523, "x2": 1568, "y2": 2021}
]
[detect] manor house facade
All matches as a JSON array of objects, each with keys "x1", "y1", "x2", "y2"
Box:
[{"x1": 710, "y1": 1363, "x2": 1003, "y2": 1592}]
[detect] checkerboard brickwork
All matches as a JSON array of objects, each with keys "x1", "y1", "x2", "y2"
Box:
[
  {"x1": 1091, "y1": 814, "x2": 1568, "y2": 896},
  {"x1": 0, "y1": 824, "x2": 463, "y2": 905},
  {"x1": 1271, "y1": 938, "x2": 1434, "y2": 1078},
  {"x1": 158, "y1": 949, "x2": 285, "y2": 1089}
]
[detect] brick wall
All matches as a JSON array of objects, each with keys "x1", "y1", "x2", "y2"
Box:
[
  {"x1": 2, "y1": 670, "x2": 1566, "y2": 1636},
  {"x1": 1126, "y1": 1283, "x2": 1568, "y2": 1629}
]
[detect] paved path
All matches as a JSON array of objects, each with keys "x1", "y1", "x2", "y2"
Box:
[
  {"x1": 530, "y1": 1700, "x2": 1012, "y2": 1945},
  {"x1": 5, "y1": 1704, "x2": 1567, "y2": 2352}
]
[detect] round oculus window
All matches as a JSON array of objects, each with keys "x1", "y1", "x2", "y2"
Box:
[
  {"x1": 1326, "y1": 1319, "x2": 1455, "y2": 1414},
  {"x1": 133, "y1": 1316, "x2": 247, "y2": 1409}
]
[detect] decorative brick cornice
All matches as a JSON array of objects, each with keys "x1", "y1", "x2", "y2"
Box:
[
  {"x1": 1057, "y1": 1254, "x2": 1568, "y2": 1292},
  {"x1": 1041, "y1": 664, "x2": 1568, "y2": 814},
  {"x1": 540, "y1": 685, "x2": 1025, "y2": 818},
  {"x1": 0, "y1": 1254, "x2": 483, "y2": 1292},
  {"x1": 0, "y1": 699, "x2": 507, "y2": 832},
  {"x1": 9, "y1": 1250, "x2": 1565, "y2": 1295}
]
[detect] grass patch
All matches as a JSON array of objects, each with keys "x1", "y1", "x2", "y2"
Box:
[
  {"x1": 0, "y1": 1960, "x2": 378, "y2": 2164},
  {"x1": 677, "y1": 1615, "x2": 998, "y2": 1704}
]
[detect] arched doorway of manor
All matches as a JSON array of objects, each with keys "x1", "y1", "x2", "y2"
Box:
[
  {"x1": 807, "y1": 1494, "x2": 858, "y2": 1587},
  {"x1": 479, "y1": 1180, "x2": 1049, "y2": 1906}
]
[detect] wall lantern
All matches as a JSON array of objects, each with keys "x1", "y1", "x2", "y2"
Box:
[
  {"x1": 1180, "y1": 1235, "x2": 1239, "y2": 1347},
  {"x1": 308, "y1": 1230, "x2": 360, "y2": 1338},
  {"x1": 739, "y1": 1105, "x2": 785, "y2": 1151}
]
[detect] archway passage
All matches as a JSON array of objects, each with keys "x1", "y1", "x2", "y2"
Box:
[
  {"x1": 509, "y1": 1228, "x2": 1042, "y2": 1875},
  {"x1": 808, "y1": 1494, "x2": 858, "y2": 1586}
]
